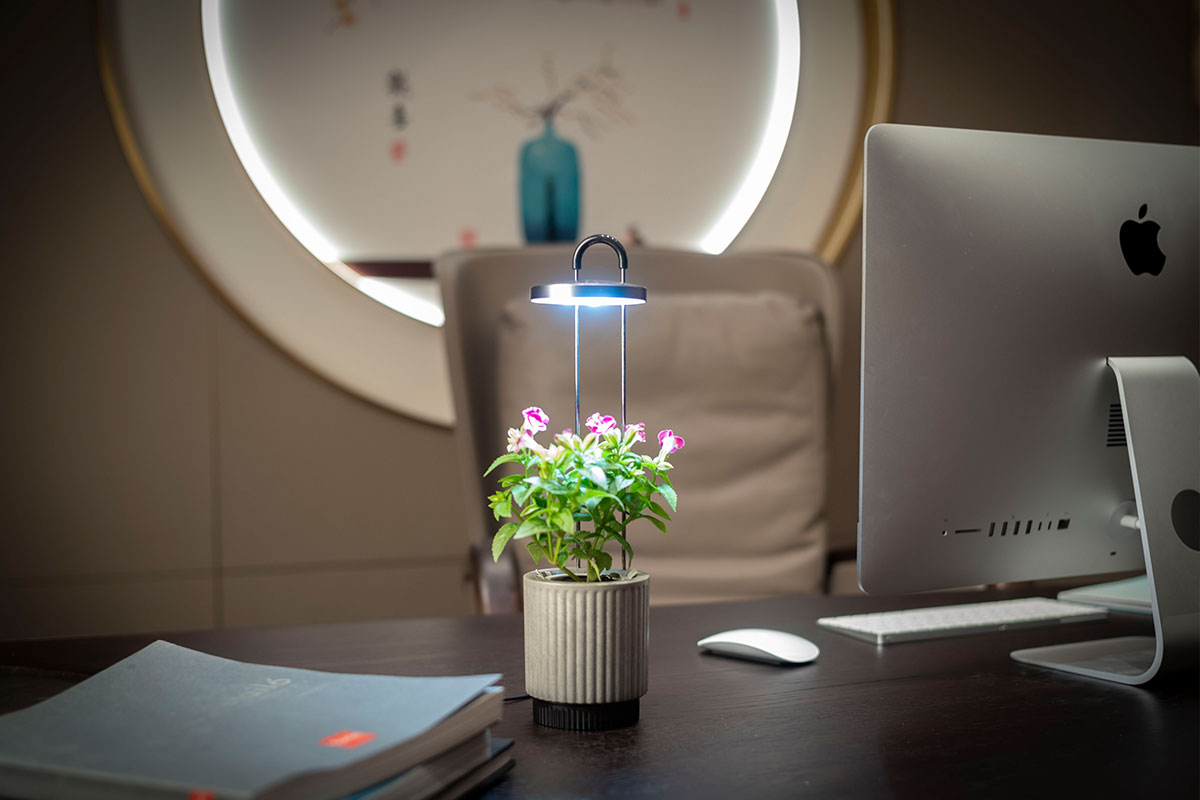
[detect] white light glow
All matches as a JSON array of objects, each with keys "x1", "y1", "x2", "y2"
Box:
[
  {"x1": 201, "y1": 0, "x2": 338, "y2": 262},
  {"x1": 697, "y1": 0, "x2": 800, "y2": 254},
  {"x1": 531, "y1": 296, "x2": 645, "y2": 307},
  {"x1": 356, "y1": 278, "x2": 446, "y2": 327},
  {"x1": 203, "y1": 0, "x2": 451, "y2": 326},
  {"x1": 202, "y1": 0, "x2": 798, "y2": 324},
  {"x1": 531, "y1": 282, "x2": 646, "y2": 307}
]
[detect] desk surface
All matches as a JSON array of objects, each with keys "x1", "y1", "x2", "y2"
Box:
[{"x1": 1, "y1": 591, "x2": 1196, "y2": 799}]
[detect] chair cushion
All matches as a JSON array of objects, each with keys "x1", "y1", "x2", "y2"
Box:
[{"x1": 493, "y1": 291, "x2": 828, "y2": 604}]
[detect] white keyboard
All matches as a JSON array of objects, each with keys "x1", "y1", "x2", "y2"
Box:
[{"x1": 817, "y1": 597, "x2": 1108, "y2": 645}]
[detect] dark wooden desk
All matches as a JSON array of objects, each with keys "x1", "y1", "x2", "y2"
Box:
[{"x1": 1, "y1": 592, "x2": 1196, "y2": 799}]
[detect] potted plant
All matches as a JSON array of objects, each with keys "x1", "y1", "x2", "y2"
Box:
[{"x1": 486, "y1": 406, "x2": 685, "y2": 730}]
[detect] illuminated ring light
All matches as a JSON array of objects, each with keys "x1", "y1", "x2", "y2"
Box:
[
  {"x1": 200, "y1": 0, "x2": 797, "y2": 314},
  {"x1": 100, "y1": 2, "x2": 894, "y2": 425},
  {"x1": 698, "y1": 1, "x2": 800, "y2": 254},
  {"x1": 531, "y1": 283, "x2": 647, "y2": 307}
]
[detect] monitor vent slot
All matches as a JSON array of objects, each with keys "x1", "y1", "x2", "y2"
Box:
[
  {"x1": 1107, "y1": 404, "x2": 1127, "y2": 447},
  {"x1": 968, "y1": 517, "x2": 1070, "y2": 537}
]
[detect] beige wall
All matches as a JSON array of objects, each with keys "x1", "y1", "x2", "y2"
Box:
[
  {"x1": 0, "y1": 2, "x2": 473, "y2": 639},
  {"x1": 1, "y1": 1, "x2": 1195, "y2": 638}
]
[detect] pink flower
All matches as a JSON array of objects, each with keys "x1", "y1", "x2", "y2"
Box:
[
  {"x1": 657, "y1": 429, "x2": 685, "y2": 454},
  {"x1": 586, "y1": 412, "x2": 617, "y2": 435},
  {"x1": 506, "y1": 427, "x2": 524, "y2": 453},
  {"x1": 522, "y1": 406, "x2": 549, "y2": 434},
  {"x1": 625, "y1": 422, "x2": 646, "y2": 443}
]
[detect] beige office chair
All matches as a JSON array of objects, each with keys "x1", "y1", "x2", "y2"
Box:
[{"x1": 436, "y1": 246, "x2": 840, "y2": 613}]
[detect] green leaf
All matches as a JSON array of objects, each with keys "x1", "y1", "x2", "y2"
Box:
[
  {"x1": 646, "y1": 516, "x2": 669, "y2": 534},
  {"x1": 492, "y1": 498, "x2": 513, "y2": 520},
  {"x1": 656, "y1": 482, "x2": 678, "y2": 511},
  {"x1": 538, "y1": 480, "x2": 573, "y2": 496},
  {"x1": 646, "y1": 500, "x2": 671, "y2": 520},
  {"x1": 514, "y1": 517, "x2": 552, "y2": 540},
  {"x1": 583, "y1": 488, "x2": 625, "y2": 510},
  {"x1": 585, "y1": 466, "x2": 608, "y2": 488},
  {"x1": 526, "y1": 539, "x2": 549, "y2": 565},
  {"x1": 624, "y1": 475, "x2": 646, "y2": 492},
  {"x1": 511, "y1": 483, "x2": 534, "y2": 505},
  {"x1": 594, "y1": 550, "x2": 613, "y2": 572},
  {"x1": 484, "y1": 454, "x2": 520, "y2": 476},
  {"x1": 610, "y1": 531, "x2": 634, "y2": 558},
  {"x1": 491, "y1": 522, "x2": 519, "y2": 561},
  {"x1": 551, "y1": 508, "x2": 575, "y2": 534}
]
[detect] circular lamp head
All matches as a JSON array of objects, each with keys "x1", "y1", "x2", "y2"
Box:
[
  {"x1": 529, "y1": 233, "x2": 647, "y2": 307},
  {"x1": 530, "y1": 281, "x2": 647, "y2": 307}
]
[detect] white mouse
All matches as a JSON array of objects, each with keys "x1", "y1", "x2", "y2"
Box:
[{"x1": 697, "y1": 628, "x2": 820, "y2": 665}]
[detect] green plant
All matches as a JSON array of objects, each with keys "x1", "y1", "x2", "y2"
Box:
[{"x1": 486, "y1": 407, "x2": 685, "y2": 582}]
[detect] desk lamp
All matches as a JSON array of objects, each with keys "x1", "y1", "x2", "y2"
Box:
[
  {"x1": 530, "y1": 233, "x2": 646, "y2": 433},
  {"x1": 530, "y1": 233, "x2": 646, "y2": 568}
]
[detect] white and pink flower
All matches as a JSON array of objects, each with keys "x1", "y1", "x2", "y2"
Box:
[
  {"x1": 586, "y1": 412, "x2": 618, "y2": 435},
  {"x1": 657, "y1": 429, "x2": 686, "y2": 456},
  {"x1": 625, "y1": 422, "x2": 646, "y2": 443},
  {"x1": 522, "y1": 406, "x2": 550, "y2": 434}
]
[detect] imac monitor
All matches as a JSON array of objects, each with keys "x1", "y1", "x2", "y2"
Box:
[{"x1": 858, "y1": 123, "x2": 1198, "y2": 673}]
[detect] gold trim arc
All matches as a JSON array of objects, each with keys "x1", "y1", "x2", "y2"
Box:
[
  {"x1": 94, "y1": 6, "x2": 431, "y2": 423},
  {"x1": 816, "y1": 0, "x2": 896, "y2": 265}
]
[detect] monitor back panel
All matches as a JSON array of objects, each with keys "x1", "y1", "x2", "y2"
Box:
[{"x1": 859, "y1": 124, "x2": 1199, "y2": 594}]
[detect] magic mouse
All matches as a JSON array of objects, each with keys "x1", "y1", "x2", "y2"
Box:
[{"x1": 697, "y1": 628, "x2": 820, "y2": 665}]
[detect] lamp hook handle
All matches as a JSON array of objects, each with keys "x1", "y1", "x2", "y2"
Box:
[{"x1": 572, "y1": 234, "x2": 629, "y2": 284}]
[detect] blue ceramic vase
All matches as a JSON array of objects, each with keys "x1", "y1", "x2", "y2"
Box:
[{"x1": 520, "y1": 119, "x2": 580, "y2": 243}]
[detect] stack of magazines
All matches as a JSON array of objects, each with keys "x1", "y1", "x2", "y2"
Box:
[{"x1": 0, "y1": 641, "x2": 513, "y2": 799}]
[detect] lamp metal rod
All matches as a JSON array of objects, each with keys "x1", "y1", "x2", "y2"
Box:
[
  {"x1": 568, "y1": 234, "x2": 634, "y2": 572},
  {"x1": 574, "y1": 304, "x2": 580, "y2": 435},
  {"x1": 620, "y1": 301, "x2": 627, "y2": 571}
]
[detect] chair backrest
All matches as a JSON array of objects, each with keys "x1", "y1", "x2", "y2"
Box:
[{"x1": 436, "y1": 246, "x2": 840, "y2": 611}]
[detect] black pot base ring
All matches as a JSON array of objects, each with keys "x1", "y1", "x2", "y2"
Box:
[{"x1": 532, "y1": 698, "x2": 639, "y2": 731}]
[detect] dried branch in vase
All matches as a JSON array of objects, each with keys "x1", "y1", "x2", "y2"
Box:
[{"x1": 472, "y1": 46, "x2": 635, "y2": 139}]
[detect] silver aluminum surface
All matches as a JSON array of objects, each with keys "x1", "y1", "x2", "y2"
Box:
[{"x1": 859, "y1": 124, "x2": 1198, "y2": 594}]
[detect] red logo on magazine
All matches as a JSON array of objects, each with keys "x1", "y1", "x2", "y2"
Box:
[{"x1": 320, "y1": 730, "x2": 378, "y2": 749}]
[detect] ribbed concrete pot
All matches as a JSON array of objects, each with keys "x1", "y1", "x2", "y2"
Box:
[{"x1": 523, "y1": 570, "x2": 650, "y2": 731}]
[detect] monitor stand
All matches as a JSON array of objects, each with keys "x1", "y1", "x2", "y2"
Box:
[{"x1": 1011, "y1": 356, "x2": 1199, "y2": 685}]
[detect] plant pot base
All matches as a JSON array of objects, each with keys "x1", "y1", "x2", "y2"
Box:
[{"x1": 532, "y1": 698, "x2": 639, "y2": 731}]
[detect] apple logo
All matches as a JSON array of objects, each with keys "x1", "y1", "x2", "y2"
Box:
[{"x1": 1119, "y1": 204, "x2": 1166, "y2": 276}]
